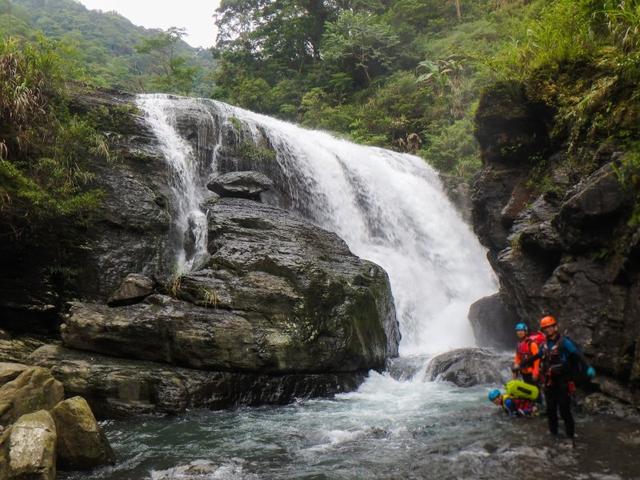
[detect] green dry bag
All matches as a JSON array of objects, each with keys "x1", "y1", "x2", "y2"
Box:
[{"x1": 505, "y1": 379, "x2": 539, "y2": 401}]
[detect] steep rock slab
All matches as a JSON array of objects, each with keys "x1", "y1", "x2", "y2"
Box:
[
  {"x1": 51, "y1": 396, "x2": 115, "y2": 470},
  {"x1": 4, "y1": 410, "x2": 57, "y2": 480},
  {"x1": 0, "y1": 91, "x2": 174, "y2": 332},
  {"x1": 0, "y1": 367, "x2": 64, "y2": 427},
  {"x1": 29, "y1": 345, "x2": 365, "y2": 417},
  {"x1": 188, "y1": 197, "x2": 399, "y2": 368}
]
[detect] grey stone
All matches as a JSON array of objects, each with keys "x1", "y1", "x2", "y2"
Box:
[
  {"x1": 51, "y1": 396, "x2": 115, "y2": 470},
  {"x1": 0, "y1": 367, "x2": 64, "y2": 427},
  {"x1": 207, "y1": 170, "x2": 274, "y2": 200},
  {"x1": 424, "y1": 348, "x2": 510, "y2": 387},
  {"x1": 5, "y1": 410, "x2": 57, "y2": 480},
  {"x1": 107, "y1": 273, "x2": 155, "y2": 307}
]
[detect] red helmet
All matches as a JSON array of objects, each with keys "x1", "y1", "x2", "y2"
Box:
[{"x1": 540, "y1": 315, "x2": 557, "y2": 329}]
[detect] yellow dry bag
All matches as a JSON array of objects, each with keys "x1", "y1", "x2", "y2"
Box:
[{"x1": 505, "y1": 379, "x2": 539, "y2": 401}]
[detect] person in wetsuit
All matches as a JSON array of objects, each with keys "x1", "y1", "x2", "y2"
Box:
[{"x1": 539, "y1": 315, "x2": 595, "y2": 440}]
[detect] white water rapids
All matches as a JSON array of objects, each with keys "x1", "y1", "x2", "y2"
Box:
[{"x1": 137, "y1": 94, "x2": 497, "y2": 355}]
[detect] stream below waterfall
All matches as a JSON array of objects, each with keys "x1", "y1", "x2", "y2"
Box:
[
  {"x1": 60, "y1": 96, "x2": 640, "y2": 479},
  {"x1": 63, "y1": 372, "x2": 640, "y2": 480}
]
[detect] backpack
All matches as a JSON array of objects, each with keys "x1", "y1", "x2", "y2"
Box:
[{"x1": 528, "y1": 331, "x2": 546, "y2": 347}]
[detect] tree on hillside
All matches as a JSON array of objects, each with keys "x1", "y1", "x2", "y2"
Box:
[
  {"x1": 322, "y1": 11, "x2": 400, "y2": 85},
  {"x1": 135, "y1": 27, "x2": 200, "y2": 94}
]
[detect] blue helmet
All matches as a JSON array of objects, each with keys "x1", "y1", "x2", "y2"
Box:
[
  {"x1": 488, "y1": 389, "x2": 501, "y2": 401},
  {"x1": 515, "y1": 322, "x2": 528, "y2": 332}
]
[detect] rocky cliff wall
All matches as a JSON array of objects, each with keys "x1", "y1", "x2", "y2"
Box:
[{"x1": 470, "y1": 81, "x2": 640, "y2": 407}]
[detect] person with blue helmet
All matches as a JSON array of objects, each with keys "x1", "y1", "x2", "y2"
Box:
[
  {"x1": 488, "y1": 388, "x2": 536, "y2": 417},
  {"x1": 512, "y1": 322, "x2": 541, "y2": 386},
  {"x1": 539, "y1": 315, "x2": 596, "y2": 440}
]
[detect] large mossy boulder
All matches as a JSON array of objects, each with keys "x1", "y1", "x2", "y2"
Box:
[
  {"x1": 0, "y1": 410, "x2": 57, "y2": 480},
  {"x1": 0, "y1": 367, "x2": 64, "y2": 427},
  {"x1": 61, "y1": 198, "x2": 399, "y2": 375},
  {"x1": 51, "y1": 396, "x2": 115, "y2": 470}
]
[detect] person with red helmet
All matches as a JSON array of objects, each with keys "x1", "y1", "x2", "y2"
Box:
[{"x1": 539, "y1": 315, "x2": 596, "y2": 441}]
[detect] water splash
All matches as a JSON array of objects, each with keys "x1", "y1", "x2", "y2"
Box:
[{"x1": 137, "y1": 94, "x2": 497, "y2": 354}]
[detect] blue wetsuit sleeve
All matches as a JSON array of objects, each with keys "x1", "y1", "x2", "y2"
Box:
[
  {"x1": 562, "y1": 337, "x2": 579, "y2": 355},
  {"x1": 563, "y1": 337, "x2": 591, "y2": 369}
]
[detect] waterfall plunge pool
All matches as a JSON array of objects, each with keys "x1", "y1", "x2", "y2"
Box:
[{"x1": 61, "y1": 370, "x2": 640, "y2": 480}]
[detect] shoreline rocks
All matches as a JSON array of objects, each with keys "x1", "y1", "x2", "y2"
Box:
[{"x1": 0, "y1": 362, "x2": 115, "y2": 478}]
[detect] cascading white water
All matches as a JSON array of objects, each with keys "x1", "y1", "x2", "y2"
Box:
[
  {"x1": 138, "y1": 94, "x2": 496, "y2": 354},
  {"x1": 137, "y1": 96, "x2": 209, "y2": 273}
]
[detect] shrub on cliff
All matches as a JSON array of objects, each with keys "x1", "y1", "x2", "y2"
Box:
[{"x1": 0, "y1": 36, "x2": 105, "y2": 242}]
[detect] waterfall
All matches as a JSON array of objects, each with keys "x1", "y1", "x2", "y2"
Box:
[
  {"x1": 137, "y1": 96, "x2": 210, "y2": 273},
  {"x1": 137, "y1": 94, "x2": 497, "y2": 355}
]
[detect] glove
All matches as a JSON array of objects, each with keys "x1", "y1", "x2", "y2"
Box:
[{"x1": 586, "y1": 366, "x2": 596, "y2": 378}]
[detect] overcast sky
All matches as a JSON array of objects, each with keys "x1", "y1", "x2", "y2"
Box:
[{"x1": 77, "y1": 0, "x2": 221, "y2": 48}]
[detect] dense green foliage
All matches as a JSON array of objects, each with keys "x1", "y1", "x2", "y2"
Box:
[
  {"x1": 0, "y1": 36, "x2": 103, "y2": 241},
  {"x1": 211, "y1": 0, "x2": 534, "y2": 178},
  {"x1": 212, "y1": 0, "x2": 640, "y2": 181},
  {"x1": 0, "y1": 0, "x2": 214, "y2": 95}
]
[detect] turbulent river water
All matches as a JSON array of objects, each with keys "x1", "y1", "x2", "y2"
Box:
[{"x1": 62, "y1": 96, "x2": 640, "y2": 480}]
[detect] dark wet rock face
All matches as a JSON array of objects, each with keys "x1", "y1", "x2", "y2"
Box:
[
  {"x1": 468, "y1": 293, "x2": 518, "y2": 349},
  {"x1": 471, "y1": 82, "x2": 640, "y2": 406},
  {"x1": 0, "y1": 91, "x2": 173, "y2": 335}
]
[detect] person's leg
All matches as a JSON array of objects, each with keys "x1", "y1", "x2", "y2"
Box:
[
  {"x1": 545, "y1": 386, "x2": 559, "y2": 435},
  {"x1": 557, "y1": 382, "x2": 575, "y2": 438}
]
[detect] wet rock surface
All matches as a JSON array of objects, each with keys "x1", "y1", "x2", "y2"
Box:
[
  {"x1": 29, "y1": 345, "x2": 365, "y2": 417},
  {"x1": 106, "y1": 274, "x2": 155, "y2": 307},
  {"x1": 468, "y1": 294, "x2": 517, "y2": 349},
  {"x1": 0, "y1": 91, "x2": 400, "y2": 418},
  {"x1": 424, "y1": 348, "x2": 510, "y2": 386},
  {"x1": 472, "y1": 82, "x2": 640, "y2": 406},
  {"x1": 2, "y1": 410, "x2": 57, "y2": 480}
]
